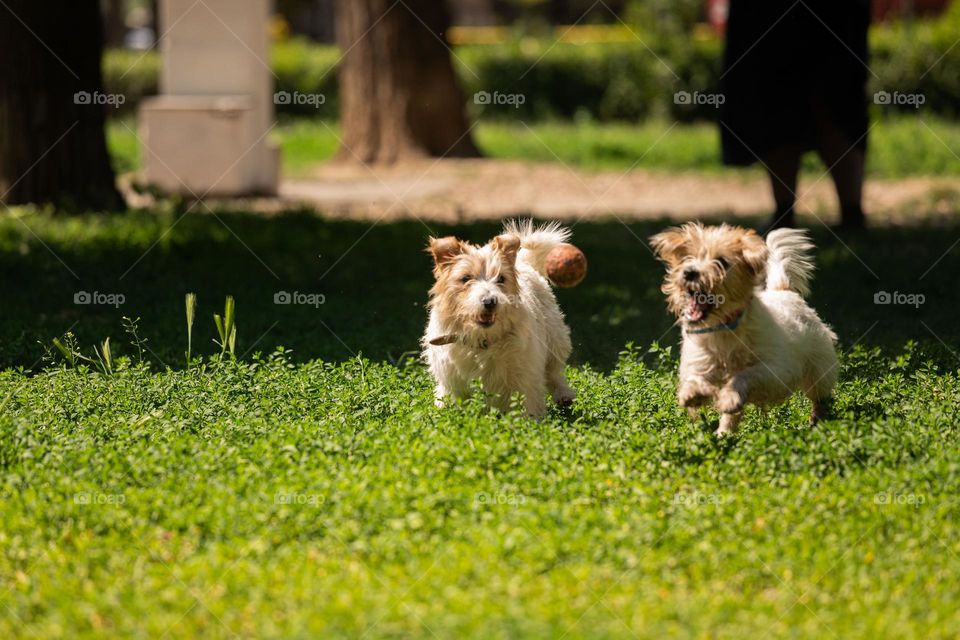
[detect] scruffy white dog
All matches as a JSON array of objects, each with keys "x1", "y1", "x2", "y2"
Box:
[
  {"x1": 422, "y1": 221, "x2": 576, "y2": 417},
  {"x1": 650, "y1": 223, "x2": 838, "y2": 436}
]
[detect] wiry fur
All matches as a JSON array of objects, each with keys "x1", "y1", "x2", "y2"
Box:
[
  {"x1": 502, "y1": 219, "x2": 572, "y2": 275},
  {"x1": 650, "y1": 222, "x2": 838, "y2": 436},
  {"x1": 765, "y1": 228, "x2": 815, "y2": 296},
  {"x1": 423, "y1": 220, "x2": 575, "y2": 417}
]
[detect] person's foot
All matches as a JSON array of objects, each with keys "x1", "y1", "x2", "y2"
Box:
[{"x1": 831, "y1": 205, "x2": 866, "y2": 233}]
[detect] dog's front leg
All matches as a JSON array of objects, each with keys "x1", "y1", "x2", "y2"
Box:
[
  {"x1": 716, "y1": 411, "x2": 743, "y2": 436},
  {"x1": 714, "y1": 370, "x2": 753, "y2": 436},
  {"x1": 434, "y1": 380, "x2": 469, "y2": 408},
  {"x1": 678, "y1": 342, "x2": 719, "y2": 419},
  {"x1": 677, "y1": 377, "x2": 717, "y2": 411},
  {"x1": 521, "y1": 385, "x2": 547, "y2": 418},
  {"x1": 512, "y1": 371, "x2": 547, "y2": 418},
  {"x1": 429, "y1": 352, "x2": 471, "y2": 408},
  {"x1": 715, "y1": 363, "x2": 792, "y2": 415}
]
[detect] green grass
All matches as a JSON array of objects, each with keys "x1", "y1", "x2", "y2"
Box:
[
  {"x1": 476, "y1": 115, "x2": 960, "y2": 178},
  {"x1": 108, "y1": 115, "x2": 960, "y2": 179},
  {"x1": 2, "y1": 336, "x2": 960, "y2": 637},
  {"x1": 1, "y1": 207, "x2": 960, "y2": 636}
]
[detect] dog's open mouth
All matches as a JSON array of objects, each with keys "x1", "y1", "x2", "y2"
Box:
[
  {"x1": 476, "y1": 312, "x2": 496, "y2": 328},
  {"x1": 684, "y1": 292, "x2": 715, "y2": 323}
]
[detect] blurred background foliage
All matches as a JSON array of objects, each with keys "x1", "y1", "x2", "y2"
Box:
[{"x1": 103, "y1": 0, "x2": 960, "y2": 122}]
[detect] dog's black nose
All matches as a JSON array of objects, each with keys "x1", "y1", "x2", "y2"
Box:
[
  {"x1": 683, "y1": 268, "x2": 700, "y2": 282},
  {"x1": 482, "y1": 297, "x2": 497, "y2": 310}
]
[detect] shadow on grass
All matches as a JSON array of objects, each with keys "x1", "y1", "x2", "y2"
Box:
[{"x1": 2, "y1": 206, "x2": 958, "y2": 371}]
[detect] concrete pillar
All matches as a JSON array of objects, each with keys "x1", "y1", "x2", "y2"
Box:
[{"x1": 139, "y1": 0, "x2": 280, "y2": 196}]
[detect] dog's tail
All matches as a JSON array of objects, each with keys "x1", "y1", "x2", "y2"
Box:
[
  {"x1": 765, "y1": 228, "x2": 815, "y2": 297},
  {"x1": 503, "y1": 219, "x2": 572, "y2": 277}
]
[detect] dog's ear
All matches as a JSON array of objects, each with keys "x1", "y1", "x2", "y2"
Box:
[
  {"x1": 427, "y1": 236, "x2": 465, "y2": 271},
  {"x1": 650, "y1": 228, "x2": 688, "y2": 266},
  {"x1": 492, "y1": 234, "x2": 520, "y2": 264},
  {"x1": 739, "y1": 230, "x2": 768, "y2": 273}
]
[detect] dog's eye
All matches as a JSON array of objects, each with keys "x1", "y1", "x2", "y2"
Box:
[
  {"x1": 715, "y1": 257, "x2": 729, "y2": 269},
  {"x1": 496, "y1": 275, "x2": 506, "y2": 284},
  {"x1": 460, "y1": 275, "x2": 472, "y2": 284}
]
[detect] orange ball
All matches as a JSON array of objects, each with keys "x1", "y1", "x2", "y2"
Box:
[{"x1": 546, "y1": 243, "x2": 587, "y2": 288}]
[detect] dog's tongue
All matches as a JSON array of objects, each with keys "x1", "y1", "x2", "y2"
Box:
[{"x1": 685, "y1": 297, "x2": 705, "y2": 322}]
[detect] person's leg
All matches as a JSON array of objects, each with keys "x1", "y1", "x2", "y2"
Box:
[
  {"x1": 760, "y1": 145, "x2": 802, "y2": 231},
  {"x1": 812, "y1": 99, "x2": 866, "y2": 228}
]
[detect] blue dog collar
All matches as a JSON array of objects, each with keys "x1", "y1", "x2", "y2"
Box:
[{"x1": 685, "y1": 307, "x2": 746, "y2": 335}]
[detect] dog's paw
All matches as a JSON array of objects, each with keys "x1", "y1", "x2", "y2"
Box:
[
  {"x1": 434, "y1": 396, "x2": 447, "y2": 409},
  {"x1": 714, "y1": 424, "x2": 735, "y2": 437},
  {"x1": 553, "y1": 388, "x2": 576, "y2": 408},
  {"x1": 809, "y1": 397, "x2": 831, "y2": 425},
  {"x1": 525, "y1": 405, "x2": 548, "y2": 420},
  {"x1": 715, "y1": 386, "x2": 745, "y2": 414},
  {"x1": 714, "y1": 412, "x2": 741, "y2": 436},
  {"x1": 678, "y1": 383, "x2": 711, "y2": 409}
]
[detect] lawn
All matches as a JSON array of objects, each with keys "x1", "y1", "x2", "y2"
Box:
[
  {"x1": 108, "y1": 114, "x2": 960, "y2": 179},
  {"x1": 2, "y1": 207, "x2": 960, "y2": 637}
]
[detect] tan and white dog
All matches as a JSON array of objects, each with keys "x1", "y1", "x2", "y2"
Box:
[
  {"x1": 423, "y1": 221, "x2": 576, "y2": 418},
  {"x1": 650, "y1": 223, "x2": 838, "y2": 435}
]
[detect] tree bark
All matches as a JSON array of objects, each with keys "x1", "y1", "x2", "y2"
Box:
[
  {"x1": 335, "y1": 0, "x2": 480, "y2": 164},
  {"x1": 0, "y1": 0, "x2": 123, "y2": 209}
]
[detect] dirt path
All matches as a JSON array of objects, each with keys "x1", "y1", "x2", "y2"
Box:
[{"x1": 279, "y1": 158, "x2": 960, "y2": 225}]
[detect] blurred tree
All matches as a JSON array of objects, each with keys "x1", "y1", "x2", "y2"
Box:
[
  {"x1": 335, "y1": 0, "x2": 479, "y2": 163},
  {"x1": 0, "y1": 0, "x2": 122, "y2": 208}
]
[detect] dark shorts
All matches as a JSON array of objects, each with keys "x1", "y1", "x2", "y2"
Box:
[{"x1": 719, "y1": 0, "x2": 871, "y2": 166}]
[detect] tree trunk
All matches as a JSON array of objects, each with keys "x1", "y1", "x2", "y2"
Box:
[
  {"x1": 335, "y1": 0, "x2": 480, "y2": 164},
  {"x1": 0, "y1": 0, "x2": 122, "y2": 209}
]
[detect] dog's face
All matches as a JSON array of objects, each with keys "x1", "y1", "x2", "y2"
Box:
[
  {"x1": 650, "y1": 223, "x2": 767, "y2": 326},
  {"x1": 427, "y1": 233, "x2": 521, "y2": 337}
]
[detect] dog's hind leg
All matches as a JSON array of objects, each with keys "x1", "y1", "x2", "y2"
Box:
[
  {"x1": 544, "y1": 347, "x2": 575, "y2": 408},
  {"x1": 805, "y1": 350, "x2": 838, "y2": 424},
  {"x1": 806, "y1": 373, "x2": 835, "y2": 423},
  {"x1": 546, "y1": 362, "x2": 575, "y2": 408},
  {"x1": 543, "y1": 324, "x2": 575, "y2": 408},
  {"x1": 807, "y1": 394, "x2": 830, "y2": 424}
]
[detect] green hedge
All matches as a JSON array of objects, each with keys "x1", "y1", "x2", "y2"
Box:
[
  {"x1": 104, "y1": 10, "x2": 960, "y2": 122},
  {"x1": 870, "y1": 12, "x2": 960, "y2": 118}
]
